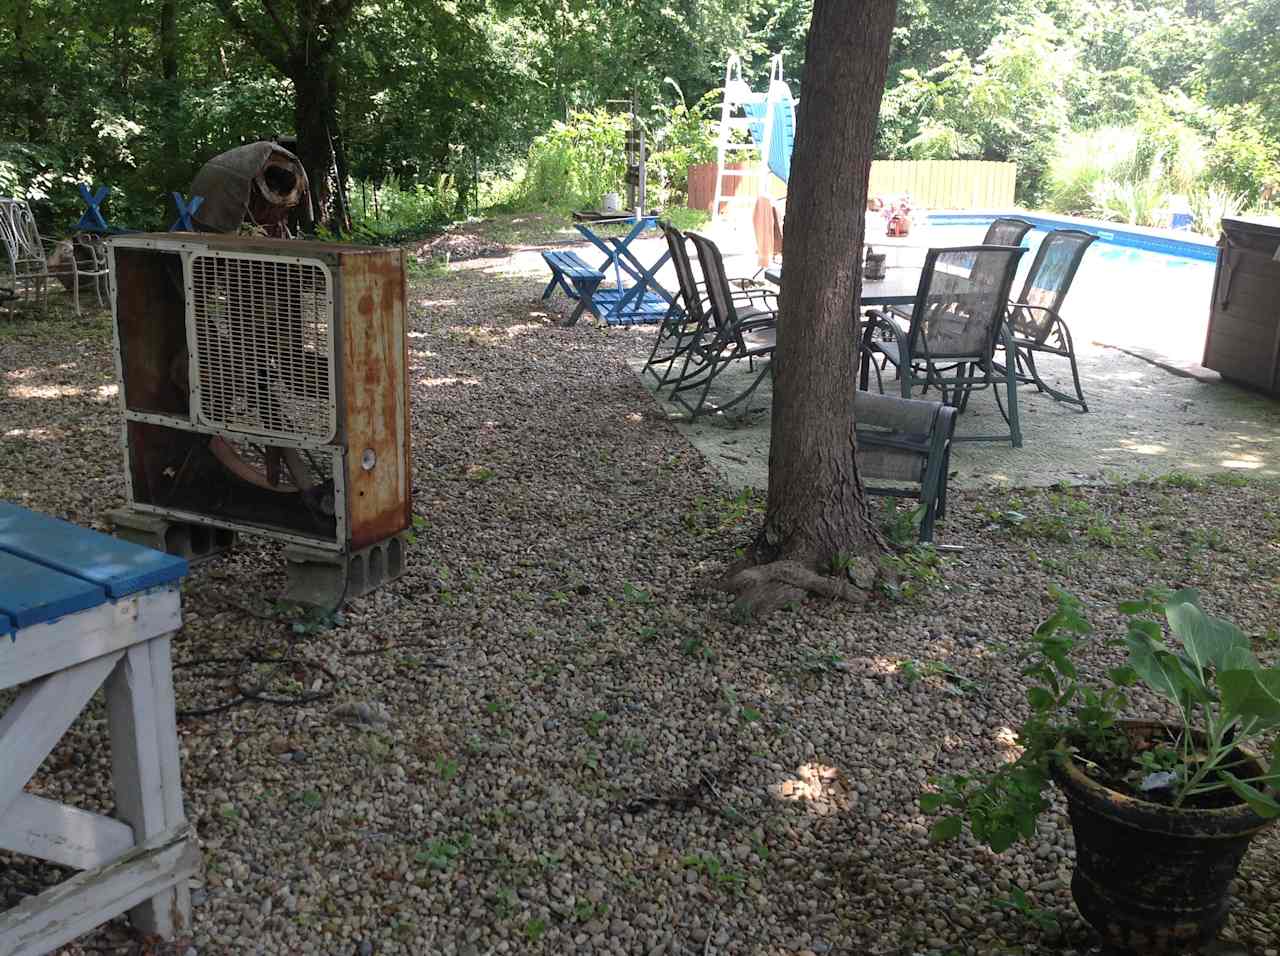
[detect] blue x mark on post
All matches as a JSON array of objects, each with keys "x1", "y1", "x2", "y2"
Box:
[
  {"x1": 75, "y1": 184, "x2": 111, "y2": 232},
  {"x1": 170, "y1": 193, "x2": 204, "y2": 232}
]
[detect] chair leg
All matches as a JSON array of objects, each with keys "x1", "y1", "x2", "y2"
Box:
[
  {"x1": 1065, "y1": 340, "x2": 1089, "y2": 413},
  {"x1": 992, "y1": 358, "x2": 1022, "y2": 448},
  {"x1": 1020, "y1": 338, "x2": 1088, "y2": 412},
  {"x1": 719, "y1": 359, "x2": 773, "y2": 418},
  {"x1": 676, "y1": 359, "x2": 725, "y2": 419}
]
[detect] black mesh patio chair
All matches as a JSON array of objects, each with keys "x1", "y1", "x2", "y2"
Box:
[
  {"x1": 641, "y1": 222, "x2": 711, "y2": 388},
  {"x1": 668, "y1": 231, "x2": 777, "y2": 419},
  {"x1": 855, "y1": 391, "x2": 957, "y2": 543},
  {"x1": 983, "y1": 217, "x2": 1034, "y2": 246},
  {"x1": 1001, "y1": 228, "x2": 1098, "y2": 411},
  {"x1": 879, "y1": 219, "x2": 1032, "y2": 326},
  {"x1": 859, "y1": 245, "x2": 1028, "y2": 446}
]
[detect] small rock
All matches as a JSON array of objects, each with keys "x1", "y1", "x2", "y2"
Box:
[
  {"x1": 330, "y1": 700, "x2": 391, "y2": 727},
  {"x1": 357, "y1": 941, "x2": 374, "y2": 956}
]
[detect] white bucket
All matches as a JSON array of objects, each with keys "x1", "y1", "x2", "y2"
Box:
[{"x1": 601, "y1": 192, "x2": 621, "y2": 212}]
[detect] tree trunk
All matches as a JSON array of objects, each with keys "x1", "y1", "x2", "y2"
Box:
[
  {"x1": 159, "y1": 0, "x2": 178, "y2": 80},
  {"x1": 292, "y1": 63, "x2": 338, "y2": 230},
  {"x1": 722, "y1": 0, "x2": 900, "y2": 619},
  {"x1": 332, "y1": 126, "x2": 353, "y2": 232}
]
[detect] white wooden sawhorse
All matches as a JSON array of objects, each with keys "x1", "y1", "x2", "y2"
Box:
[{"x1": 0, "y1": 501, "x2": 198, "y2": 956}]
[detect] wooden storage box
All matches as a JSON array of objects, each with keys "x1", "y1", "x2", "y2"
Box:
[{"x1": 1203, "y1": 217, "x2": 1280, "y2": 395}]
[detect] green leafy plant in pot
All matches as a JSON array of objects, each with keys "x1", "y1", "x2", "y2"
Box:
[{"x1": 922, "y1": 589, "x2": 1279, "y2": 954}]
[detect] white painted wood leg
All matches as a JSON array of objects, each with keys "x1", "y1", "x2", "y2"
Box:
[
  {"x1": 105, "y1": 640, "x2": 184, "y2": 937},
  {"x1": 148, "y1": 635, "x2": 191, "y2": 928}
]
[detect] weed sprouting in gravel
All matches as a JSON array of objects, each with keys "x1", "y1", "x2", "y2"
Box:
[
  {"x1": 681, "y1": 853, "x2": 746, "y2": 894},
  {"x1": 416, "y1": 834, "x2": 472, "y2": 870},
  {"x1": 1162, "y1": 471, "x2": 1207, "y2": 490},
  {"x1": 993, "y1": 885, "x2": 1062, "y2": 935},
  {"x1": 880, "y1": 544, "x2": 942, "y2": 602}
]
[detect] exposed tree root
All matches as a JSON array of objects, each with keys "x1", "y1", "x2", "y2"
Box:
[{"x1": 719, "y1": 555, "x2": 878, "y2": 620}]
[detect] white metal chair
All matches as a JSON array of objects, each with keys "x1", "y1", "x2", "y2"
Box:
[{"x1": 0, "y1": 197, "x2": 107, "y2": 316}]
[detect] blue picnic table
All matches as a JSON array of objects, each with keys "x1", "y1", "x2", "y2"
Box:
[
  {"x1": 541, "y1": 215, "x2": 677, "y2": 327},
  {"x1": 0, "y1": 502, "x2": 199, "y2": 955}
]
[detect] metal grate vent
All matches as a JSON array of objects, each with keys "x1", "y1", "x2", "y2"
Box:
[{"x1": 188, "y1": 253, "x2": 336, "y2": 442}]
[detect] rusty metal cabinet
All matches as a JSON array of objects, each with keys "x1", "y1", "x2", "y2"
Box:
[
  {"x1": 105, "y1": 234, "x2": 411, "y2": 604},
  {"x1": 1203, "y1": 217, "x2": 1280, "y2": 395}
]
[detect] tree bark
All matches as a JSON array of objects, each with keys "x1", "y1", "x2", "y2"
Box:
[
  {"x1": 159, "y1": 0, "x2": 178, "y2": 80},
  {"x1": 211, "y1": 0, "x2": 358, "y2": 231},
  {"x1": 723, "y1": 0, "x2": 899, "y2": 618}
]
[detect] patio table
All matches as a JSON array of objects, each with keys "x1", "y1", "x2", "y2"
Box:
[
  {"x1": 574, "y1": 215, "x2": 674, "y2": 325},
  {"x1": 763, "y1": 265, "x2": 923, "y2": 306}
]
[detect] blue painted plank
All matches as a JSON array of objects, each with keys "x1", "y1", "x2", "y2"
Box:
[
  {"x1": 0, "y1": 502, "x2": 187, "y2": 598},
  {"x1": 0, "y1": 609, "x2": 13, "y2": 640},
  {"x1": 0, "y1": 551, "x2": 107, "y2": 629}
]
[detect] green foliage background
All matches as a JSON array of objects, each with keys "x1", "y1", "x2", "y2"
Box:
[{"x1": 0, "y1": 0, "x2": 1276, "y2": 235}]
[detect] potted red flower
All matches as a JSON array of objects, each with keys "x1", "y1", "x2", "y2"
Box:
[{"x1": 883, "y1": 193, "x2": 914, "y2": 237}]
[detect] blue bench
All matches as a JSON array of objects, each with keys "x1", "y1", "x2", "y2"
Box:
[
  {"x1": 541, "y1": 250, "x2": 605, "y2": 326},
  {"x1": 0, "y1": 502, "x2": 198, "y2": 955}
]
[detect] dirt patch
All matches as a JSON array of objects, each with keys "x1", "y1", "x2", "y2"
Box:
[{"x1": 413, "y1": 228, "x2": 510, "y2": 262}]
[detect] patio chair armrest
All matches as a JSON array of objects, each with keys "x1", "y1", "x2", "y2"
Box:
[
  {"x1": 860, "y1": 309, "x2": 907, "y2": 350},
  {"x1": 729, "y1": 287, "x2": 776, "y2": 305},
  {"x1": 1007, "y1": 301, "x2": 1061, "y2": 320},
  {"x1": 1006, "y1": 301, "x2": 1062, "y2": 338}
]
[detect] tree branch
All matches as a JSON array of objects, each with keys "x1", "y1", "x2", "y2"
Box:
[
  {"x1": 210, "y1": 0, "x2": 292, "y2": 71},
  {"x1": 260, "y1": 0, "x2": 300, "y2": 59}
]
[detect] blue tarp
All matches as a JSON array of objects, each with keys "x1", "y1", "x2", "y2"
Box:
[{"x1": 744, "y1": 84, "x2": 795, "y2": 184}]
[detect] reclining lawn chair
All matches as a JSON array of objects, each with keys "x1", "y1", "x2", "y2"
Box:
[
  {"x1": 668, "y1": 231, "x2": 777, "y2": 419},
  {"x1": 859, "y1": 245, "x2": 1027, "y2": 446},
  {"x1": 642, "y1": 222, "x2": 711, "y2": 388},
  {"x1": 1000, "y1": 228, "x2": 1097, "y2": 411},
  {"x1": 855, "y1": 391, "x2": 957, "y2": 543}
]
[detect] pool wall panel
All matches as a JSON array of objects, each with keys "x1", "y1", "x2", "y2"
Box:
[{"x1": 929, "y1": 211, "x2": 1218, "y2": 262}]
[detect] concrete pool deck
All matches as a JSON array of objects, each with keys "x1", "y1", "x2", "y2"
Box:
[
  {"x1": 500, "y1": 219, "x2": 1280, "y2": 491},
  {"x1": 630, "y1": 341, "x2": 1280, "y2": 492}
]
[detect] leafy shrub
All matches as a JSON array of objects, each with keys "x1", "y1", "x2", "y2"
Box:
[
  {"x1": 1203, "y1": 115, "x2": 1280, "y2": 207},
  {"x1": 1045, "y1": 127, "x2": 1143, "y2": 215},
  {"x1": 645, "y1": 83, "x2": 719, "y2": 208},
  {"x1": 0, "y1": 143, "x2": 58, "y2": 203},
  {"x1": 519, "y1": 109, "x2": 628, "y2": 209},
  {"x1": 343, "y1": 174, "x2": 458, "y2": 242},
  {"x1": 512, "y1": 86, "x2": 719, "y2": 212},
  {"x1": 1092, "y1": 169, "x2": 1171, "y2": 227},
  {"x1": 1187, "y1": 186, "x2": 1247, "y2": 237}
]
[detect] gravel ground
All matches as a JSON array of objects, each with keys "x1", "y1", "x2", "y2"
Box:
[{"x1": 1, "y1": 219, "x2": 1278, "y2": 956}]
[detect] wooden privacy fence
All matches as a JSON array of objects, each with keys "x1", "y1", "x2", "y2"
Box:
[
  {"x1": 687, "y1": 160, "x2": 1017, "y2": 212},
  {"x1": 870, "y1": 161, "x2": 1016, "y2": 210}
]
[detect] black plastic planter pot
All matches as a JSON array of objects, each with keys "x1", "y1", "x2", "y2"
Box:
[{"x1": 1050, "y1": 720, "x2": 1275, "y2": 955}]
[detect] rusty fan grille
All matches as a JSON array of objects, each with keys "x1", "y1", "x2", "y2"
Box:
[{"x1": 188, "y1": 253, "x2": 335, "y2": 443}]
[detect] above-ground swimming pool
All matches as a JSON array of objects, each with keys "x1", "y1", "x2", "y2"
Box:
[{"x1": 871, "y1": 212, "x2": 1219, "y2": 365}]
